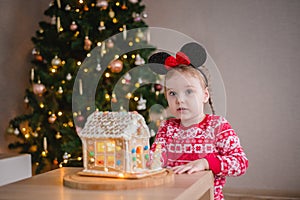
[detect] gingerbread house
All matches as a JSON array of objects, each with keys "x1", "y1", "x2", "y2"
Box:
[{"x1": 78, "y1": 111, "x2": 152, "y2": 177}]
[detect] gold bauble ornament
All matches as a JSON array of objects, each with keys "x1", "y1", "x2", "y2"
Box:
[
  {"x1": 19, "y1": 121, "x2": 31, "y2": 135},
  {"x1": 29, "y1": 145, "x2": 38, "y2": 152},
  {"x1": 56, "y1": 132, "x2": 62, "y2": 139},
  {"x1": 109, "y1": 9, "x2": 115, "y2": 18},
  {"x1": 6, "y1": 126, "x2": 14, "y2": 134},
  {"x1": 51, "y1": 55, "x2": 62, "y2": 68}
]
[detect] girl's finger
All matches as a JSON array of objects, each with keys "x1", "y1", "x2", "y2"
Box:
[
  {"x1": 173, "y1": 165, "x2": 192, "y2": 174},
  {"x1": 187, "y1": 167, "x2": 197, "y2": 174}
]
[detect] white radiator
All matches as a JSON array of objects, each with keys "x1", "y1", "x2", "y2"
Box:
[{"x1": 0, "y1": 154, "x2": 32, "y2": 186}]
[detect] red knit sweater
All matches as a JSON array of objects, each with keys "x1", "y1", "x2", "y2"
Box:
[{"x1": 150, "y1": 114, "x2": 248, "y2": 200}]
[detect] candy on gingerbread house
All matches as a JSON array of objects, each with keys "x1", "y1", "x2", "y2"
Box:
[{"x1": 78, "y1": 111, "x2": 154, "y2": 178}]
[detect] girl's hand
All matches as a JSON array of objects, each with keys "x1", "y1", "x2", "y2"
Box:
[{"x1": 172, "y1": 158, "x2": 209, "y2": 174}]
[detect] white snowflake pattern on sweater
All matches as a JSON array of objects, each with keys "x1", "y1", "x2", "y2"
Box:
[{"x1": 150, "y1": 114, "x2": 248, "y2": 200}]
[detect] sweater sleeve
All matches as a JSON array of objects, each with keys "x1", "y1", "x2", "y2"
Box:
[
  {"x1": 204, "y1": 153, "x2": 222, "y2": 174},
  {"x1": 211, "y1": 118, "x2": 248, "y2": 177}
]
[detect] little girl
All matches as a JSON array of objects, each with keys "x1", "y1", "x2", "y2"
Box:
[{"x1": 148, "y1": 42, "x2": 248, "y2": 200}]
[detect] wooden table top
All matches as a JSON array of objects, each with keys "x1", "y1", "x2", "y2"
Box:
[{"x1": 0, "y1": 167, "x2": 214, "y2": 200}]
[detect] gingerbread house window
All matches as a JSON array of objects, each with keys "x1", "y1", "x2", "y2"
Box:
[{"x1": 78, "y1": 111, "x2": 151, "y2": 177}]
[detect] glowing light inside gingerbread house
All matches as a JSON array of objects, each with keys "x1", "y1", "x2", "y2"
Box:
[{"x1": 78, "y1": 111, "x2": 151, "y2": 176}]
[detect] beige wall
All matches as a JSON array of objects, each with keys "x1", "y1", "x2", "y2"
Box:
[
  {"x1": 0, "y1": 1, "x2": 50, "y2": 152},
  {"x1": 142, "y1": 0, "x2": 300, "y2": 194},
  {"x1": 0, "y1": 0, "x2": 49, "y2": 153},
  {"x1": 0, "y1": 0, "x2": 299, "y2": 195}
]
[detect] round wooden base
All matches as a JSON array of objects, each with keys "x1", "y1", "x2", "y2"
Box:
[{"x1": 63, "y1": 169, "x2": 174, "y2": 190}]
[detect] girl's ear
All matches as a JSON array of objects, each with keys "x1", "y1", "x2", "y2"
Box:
[
  {"x1": 180, "y1": 42, "x2": 207, "y2": 68},
  {"x1": 203, "y1": 87, "x2": 210, "y2": 103}
]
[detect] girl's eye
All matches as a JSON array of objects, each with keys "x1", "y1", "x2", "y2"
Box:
[
  {"x1": 185, "y1": 89, "x2": 193, "y2": 95},
  {"x1": 168, "y1": 91, "x2": 176, "y2": 96}
]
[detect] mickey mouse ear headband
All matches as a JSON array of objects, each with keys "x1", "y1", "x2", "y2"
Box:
[{"x1": 148, "y1": 42, "x2": 208, "y2": 86}]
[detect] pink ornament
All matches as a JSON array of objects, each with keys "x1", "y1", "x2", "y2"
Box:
[
  {"x1": 76, "y1": 115, "x2": 85, "y2": 122},
  {"x1": 154, "y1": 83, "x2": 163, "y2": 92},
  {"x1": 48, "y1": 114, "x2": 57, "y2": 124},
  {"x1": 32, "y1": 83, "x2": 46, "y2": 96},
  {"x1": 135, "y1": 54, "x2": 145, "y2": 65},
  {"x1": 96, "y1": 0, "x2": 108, "y2": 9},
  {"x1": 106, "y1": 39, "x2": 114, "y2": 48},
  {"x1": 84, "y1": 36, "x2": 92, "y2": 51},
  {"x1": 124, "y1": 73, "x2": 131, "y2": 84},
  {"x1": 51, "y1": 16, "x2": 56, "y2": 25},
  {"x1": 110, "y1": 60, "x2": 123, "y2": 73},
  {"x1": 134, "y1": 16, "x2": 141, "y2": 22},
  {"x1": 70, "y1": 21, "x2": 78, "y2": 31},
  {"x1": 111, "y1": 93, "x2": 118, "y2": 103},
  {"x1": 134, "y1": 14, "x2": 141, "y2": 22}
]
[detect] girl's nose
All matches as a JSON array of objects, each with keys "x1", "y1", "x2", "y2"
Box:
[{"x1": 176, "y1": 94, "x2": 185, "y2": 103}]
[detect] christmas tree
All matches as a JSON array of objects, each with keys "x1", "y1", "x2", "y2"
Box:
[{"x1": 7, "y1": 0, "x2": 167, "y2": 174}]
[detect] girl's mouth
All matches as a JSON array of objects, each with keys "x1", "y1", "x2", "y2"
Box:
[{"x1": 177, "y1": 107, "x2": 188, "y2": 111}]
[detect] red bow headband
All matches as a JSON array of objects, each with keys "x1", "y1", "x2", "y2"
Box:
[
  {"x1": 163, "y1": 51, "x2": 208, "y2": 87},
  {"x1": 164, "y1": 52, "x2": 191, "y2": 69}
]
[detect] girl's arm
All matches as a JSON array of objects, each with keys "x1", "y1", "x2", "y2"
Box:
[{"x1": 205, "y1": 120, "x2": 249, "y2": 177}]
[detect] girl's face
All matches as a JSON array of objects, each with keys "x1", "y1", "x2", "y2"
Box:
[{"x1": 165, "y1": 71, "x2": 209, "y2": 127}]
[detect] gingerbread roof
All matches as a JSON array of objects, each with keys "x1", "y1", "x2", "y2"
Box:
[{"x1": 78, "y1": 111, "x2": 150, "y2": 140}]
